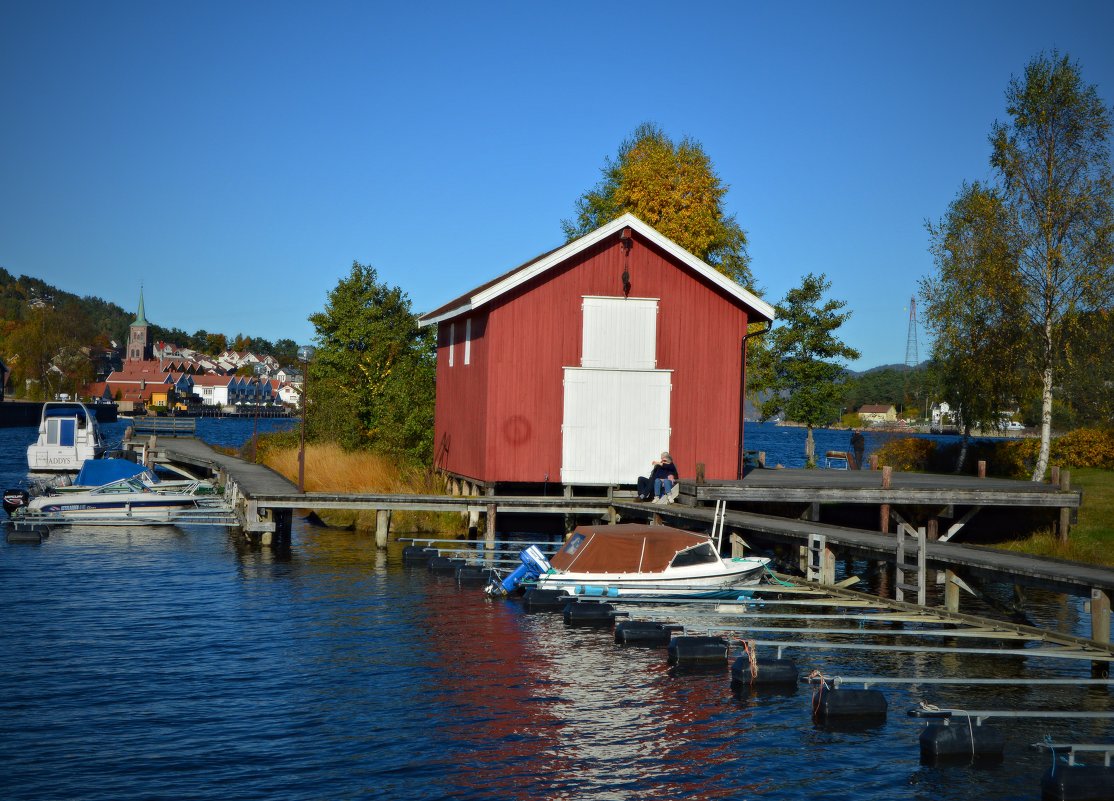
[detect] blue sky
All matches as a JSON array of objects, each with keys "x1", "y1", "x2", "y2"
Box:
[{"x1": 2, "y1": 1, "x2": 1112, "y2": 369}]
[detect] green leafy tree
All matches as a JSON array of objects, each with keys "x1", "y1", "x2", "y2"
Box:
[
  {"x1": 749, "y1": 274, "x2": 860, "y2": 466},
  {"x1": 989, "y1": 52, "x2": 1114, "y2": 479},
  {"x1": 923, "y1": 183, "x2": 1030, "y2": 471},
  {"x1": 308, "y1": 261, "x2": 435, "y2": 462},
  {"x1": 203, "y1": 333, "x2": 228, "y2": 355},
  {"x1": 563, "y1": 122, "x2": 755, "y2": 289}
]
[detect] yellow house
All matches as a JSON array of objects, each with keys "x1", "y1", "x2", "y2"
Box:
[{"x1": 857, "y1": 404, "x2": 897, "y2": 424}]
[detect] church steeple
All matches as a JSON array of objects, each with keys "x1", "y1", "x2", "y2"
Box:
[
  {"x1": 132, "y1": 287, "x2": 148, "y2": 326},
  {"x1": 127, "y1": 287, "x2": 151, "y2": 362}
]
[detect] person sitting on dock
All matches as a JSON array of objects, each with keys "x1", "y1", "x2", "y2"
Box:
[{"x1": 636, "y1": 452, "x2": 678, "y2": 503}]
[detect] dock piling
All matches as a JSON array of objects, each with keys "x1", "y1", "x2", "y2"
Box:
[
  {"x1": 375, "y1": 509, "x2": 392, "y2": 549},
  {"x1": 1059, "y1": 469, "x2": 1073, "y2": 543}
]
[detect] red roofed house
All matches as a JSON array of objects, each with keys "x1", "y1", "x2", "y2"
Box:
[{"x1": 417, "y1": 214, "x2": 774, "y2": 490}]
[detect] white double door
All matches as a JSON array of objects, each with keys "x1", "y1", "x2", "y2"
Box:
[{"x1": 560, "y1": 296, "x2": 670, "y2": 485}]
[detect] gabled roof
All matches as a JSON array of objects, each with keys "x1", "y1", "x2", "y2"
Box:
[{"x1": 417, "y1": 213, "x2": 775, "y2": 326}]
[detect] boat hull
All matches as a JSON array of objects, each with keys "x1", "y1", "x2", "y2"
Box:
[{"x1": 535, "y1": 557, "x2": 769, "y2": 598}]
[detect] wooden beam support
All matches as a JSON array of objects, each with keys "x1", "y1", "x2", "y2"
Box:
[
  {"x1": 1092, "y1": 589, "x2": 1111, "y2": 679},
  {"x1": 375, "y1": 509, "x2": 391, "y2": 549}
]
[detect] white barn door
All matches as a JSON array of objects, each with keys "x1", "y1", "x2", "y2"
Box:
[
  {"x1": 561, "y1": 295, "x2": 669, "y2": 485},
  {"x1": 561, "y1": 368, "x2": 671, "y2": 485}
]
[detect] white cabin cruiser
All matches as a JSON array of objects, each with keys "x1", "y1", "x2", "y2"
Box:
[
  {"x1": 491, "y1": 523, "x2": 771, "y2": 599},
  {"x1": 26, "y1": 476, "x2": 201, "y2": 521},
  {"x1": 27, "y1": 402, "x2": 106, "y2": 473}
]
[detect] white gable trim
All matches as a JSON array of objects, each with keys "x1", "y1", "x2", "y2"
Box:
[{"x1": 419, "y1": 214, "x2": 775, "y2": 326}]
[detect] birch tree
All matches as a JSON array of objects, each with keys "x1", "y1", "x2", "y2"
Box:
[
  {"x1": 923, "y1": 183, "x2": 1029, "y2": 471},
  {"x1": 990, "y1": 52, "x2": 1114, "y2": 480}
]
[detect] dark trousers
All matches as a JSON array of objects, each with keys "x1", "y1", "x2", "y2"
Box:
[{"x1": 636, "y1": 476, "x2": 652, "y2": 499}]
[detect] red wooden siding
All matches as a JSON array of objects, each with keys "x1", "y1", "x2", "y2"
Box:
[{"x1": 432, "y1": 228, "x2": 751, "y2": 484}]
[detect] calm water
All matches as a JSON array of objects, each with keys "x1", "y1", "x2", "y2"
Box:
[{"x1": 1, "y1": 421, "x2": 1109, "y2": 800}]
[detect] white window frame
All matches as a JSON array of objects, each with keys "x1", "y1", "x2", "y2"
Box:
[
  {"x1": 464, "y1": 319, "x2": 471, "y2": 365},
  {"x1": 449, "y1": 323, "x2": 455, "y2": 367}
]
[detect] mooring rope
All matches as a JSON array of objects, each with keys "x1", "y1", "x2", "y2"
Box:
[
  {"x1": 763, "y1": 565, "x2": 795, "y2": 587},
  {"x1": 741, "y1": 639, "x2": 759, "y2": 681},
  {"x1": 807, "y1": 669, "x2": 829, "y2": 715}
]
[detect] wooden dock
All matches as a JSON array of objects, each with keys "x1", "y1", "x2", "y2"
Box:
[{"x1": 134, "y1": 436, "x2": 1111, "y2": 659}]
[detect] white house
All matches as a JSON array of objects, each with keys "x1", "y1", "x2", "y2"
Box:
[{"x1": 191, "y1": 374, "x2": 236, "y2": 406}]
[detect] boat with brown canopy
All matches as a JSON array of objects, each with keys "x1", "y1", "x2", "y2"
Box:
[{"x1": 528, "y1": 523, "x2": 770, "y2": 598}]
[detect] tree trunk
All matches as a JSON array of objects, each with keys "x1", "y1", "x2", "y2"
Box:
[
  {"x1": 1031, "y1": 317, "x2": 1055, "y2": 482},
  {"x1": 955, "y1": 425, "x2": 971, "y2": 474},
  {"x1": 805, "y1": 425, "x2": 815, "y2": 467}
]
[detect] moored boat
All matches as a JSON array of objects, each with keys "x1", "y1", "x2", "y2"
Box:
[
  {"x1": 25, "y1": 475, "x2": 201, "y2": 521},
  {"x1": 489, "y1": 523, "x2": 771, "y2": 599},
  {"x1": 26, "y1": 402, "x2": 106, "y2": 473}
]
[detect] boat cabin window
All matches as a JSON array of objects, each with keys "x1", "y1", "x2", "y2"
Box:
[
  {"x1": 46, "y1": 418, "x2": 77, "y2": 447},
  {"x1": 670, "y1": 543, "x2": 719, "y2": 568},
  {"x1": 558, "y1": 533, "x2": 587, "y2": 557}
]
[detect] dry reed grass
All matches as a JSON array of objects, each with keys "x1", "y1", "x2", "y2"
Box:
[{"x1": 262, "y1": 443, "x2": 465, "y2": 535}]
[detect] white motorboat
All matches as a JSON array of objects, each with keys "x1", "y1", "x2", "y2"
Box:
[
  {"x1": 491, "y1": 523, "x2": 771, "y2": 599},
  {"x1": 50, "y1": 457, "x2": 216, "y2": 496},
  {"x1": 25, "y1": 476, "x2": 202, "y2": 521},
  {"x1": 27, "y1": 402, "x2": 106, "y2": 473}
]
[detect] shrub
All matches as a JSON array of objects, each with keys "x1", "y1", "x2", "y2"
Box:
[
  {"x1": 874, "y1": 437, "x2": 937, "y2": 472},
  {"x1": 873, "y1": 428, "x2": 1113, "y2": 478},
  {"x1": 1050, "y1": 428, "x2": 1114, "y2": 470}
]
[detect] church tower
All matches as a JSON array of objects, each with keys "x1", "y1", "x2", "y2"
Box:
[{"x1": 127, "y1": 288, "x2": 152, "y2": 362}]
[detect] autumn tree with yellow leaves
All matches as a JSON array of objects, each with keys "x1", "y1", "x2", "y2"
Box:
[{"x1": 563, "y1": 123, "x2": 755, "y2": 289}]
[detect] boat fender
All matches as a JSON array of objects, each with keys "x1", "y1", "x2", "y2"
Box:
[
  {"x1": 575, "y1": 585, "x2": 619, "y2": 598},
  {"x1": 401, "y1": 545, "x2": 438, "y2": 565},
  {"x1": 668, "y1": 636, "x2": 729, "y2": 667},
  {"x1": 918, "y1": 722, "x2": 1004, "y2": 765},
  {"x1": 563, "y1": 601, "x2": 617, "y2": 627},
  {"x1": 1040, "y1": 764, "x2": 1114, "y2": 801},
  {"x1": 730, "y1": 655, "x2": 799, "y2": 687},
  {"x1": 455, "y1": 565, "x2": 496, "y2": 585},
  {"x1": 428, "y1": 556, "x2": 465, "y2": 573},
  {"x1": 812, "y1": 686, "x2": 887, "y2": 725},
  {"x1": 522, "y1": 588, "x2": 573, "y2": 612},
  {"x1": 614, "y1": 621, "x2": 682, "y2": 647}
]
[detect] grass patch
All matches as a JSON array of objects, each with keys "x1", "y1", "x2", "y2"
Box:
[
  {"x1": 258, "y1": 441, "x2": 466, "y2": 536},
  {"x1": 993, "y1": 468, "x2": 1114, "y2": 566}
]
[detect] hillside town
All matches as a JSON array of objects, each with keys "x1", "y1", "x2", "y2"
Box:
[{"x1": 79, "y1": 292, "x2": 301, "y2": 415}]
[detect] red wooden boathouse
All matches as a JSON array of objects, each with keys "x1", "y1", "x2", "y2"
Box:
[{"x1": 418, "y1": 214, "x2": 774, "y2": 489}]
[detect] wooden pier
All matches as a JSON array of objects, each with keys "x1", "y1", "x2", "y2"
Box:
[{"x1": 132, "y1": 436, "x2": 1110, "y2": 660}]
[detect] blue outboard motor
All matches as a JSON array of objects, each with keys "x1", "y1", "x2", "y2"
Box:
[{"x1": 485, "y1": 545, "x2": 552, "y2": 596}]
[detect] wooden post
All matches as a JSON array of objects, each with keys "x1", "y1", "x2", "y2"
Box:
[
  {"x1": 1058, "y1": 469, "x2": 1072, "y2": 543},
  {"x1": 870, "y1": 454, "x2": 879, "y2": 471},
  {"x1": 375, "y1": 509, "x2": 391, "y2": 549},
  {"x1": 977, "y1": 460, "x2": 986, "y2": 478},
  {"x1": 485, "y1": 486, "x2": 497, "y2": 552},
  {"x1": 821, "y1": 544, "x2": 836, "y2": 585},
  {"x1": 1051, "y1": 465, "x2": 1060, "y2": 486},
  {"x1": 1091, "y1": 589, "x2": 1111, "y2": 677},
  {"x1": 696, "y1": 462, "x2": 705, "y2": 484},
  {"x1": 944, "y1": 569, "x2": 960, "y2": 613},
  {"x1": 879, "y1": 466, "x2": 892, "y2": 534}
]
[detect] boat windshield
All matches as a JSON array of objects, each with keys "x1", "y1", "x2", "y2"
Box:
[
  {"x1": 92, "y1": 477, "x2": 148, "y2": 494},
  {"x1": 669, "y1": 543, "x2": 720, "y2": 568}
]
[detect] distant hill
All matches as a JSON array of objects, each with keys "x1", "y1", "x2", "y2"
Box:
[{"x1": 0, "y1": 268, "x2": 295, "y2": 361}]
